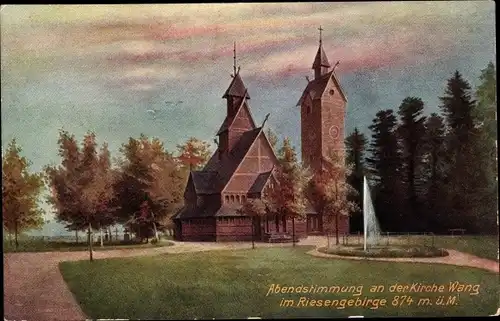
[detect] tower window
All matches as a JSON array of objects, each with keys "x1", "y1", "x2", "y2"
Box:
[
  {"x1": 307, "y1": 104, "x2": 312, "y2": 114},
  {"x1": 329, "y1": 89, "x2": 335, "y2": 96}
]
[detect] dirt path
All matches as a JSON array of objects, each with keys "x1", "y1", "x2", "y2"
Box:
[{"x1": 3, "y1": 237, "x2": 497, "y2": 321}]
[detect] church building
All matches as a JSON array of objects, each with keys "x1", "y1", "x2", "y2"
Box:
[{"x1": 173, "y1": 30, "x2": 349, "y2": 242}]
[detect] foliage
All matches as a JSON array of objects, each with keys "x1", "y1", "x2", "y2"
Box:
[
  {"x1": 114, "y1": 134, "x2": 186, "y2": 240},
  {"x1": 366, "y1": 109, "x2": 404, "y2": 231},
  {"x1": 176, "y1": 137, "x2": 212, "y2": 171},
  {"x1": 266, "y1": 128, "x2": 279, "y2": 149},
  {"x1": 2, "y1": 139, "x2": 45, "y2": 247},
  {"x1": 345, "y1": 128, "x2": 368, "y2": 232},
  {"x1": 306, "y1": 151, "x2": 359, "y2": 245},
  {"x1": 396, "y1": 97, "x2": 427, "y2": 230}
]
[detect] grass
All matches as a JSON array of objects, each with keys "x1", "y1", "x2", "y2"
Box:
[
  {"x1": 59, "y1": 246, "x2": 499, "y2": 319},
  {"x1": 342, "y1": 234, "x2": 499, "y2": 261},
  {"x1": 3, "y1": 238, "x2": 173, "y2": 253},
  {"x1": 319, "y1": 245, "x2": 449, "y2": 258}
]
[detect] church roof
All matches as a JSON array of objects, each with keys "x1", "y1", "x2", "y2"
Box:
[
  {"x1": 296, "y1": 70, "x2": 347, "y2": 106},
  {"x1": 222, "y1": 73, "x2": 250, "y2": 99},
  {"x1": 248, "y1": 171, "x2": 273, "y2": 194},
  {"x1": 216, "y1": 96, "x2": 256, "y2": 135},
  {"x1": 312, "y1": 44, "x2": 331, "y2": 69}
]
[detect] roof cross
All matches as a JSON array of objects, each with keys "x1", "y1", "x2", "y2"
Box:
[{"x1": 318, "y1": 26, "x2": 323, "y2": 44}]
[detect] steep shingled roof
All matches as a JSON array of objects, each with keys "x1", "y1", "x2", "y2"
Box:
[
  {"x1": 222, "y1": 73, "x2": 250, "y2": 99},
  {"x1": 312, "y1": 44, "x2": 331, "y2": 69},
  {"x1": 296, "y1": 70, "x2": 347, "y2": 106}
]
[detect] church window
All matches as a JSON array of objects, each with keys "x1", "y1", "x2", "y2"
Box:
[
  {"x1": 306, "y1": 104, "x2": 312, "y2": 114},
  {"x1": 225, "y1": 195, "x2": 230, "y2": 203},
  {"x1": 329, "y1": 89, "x2": 335, "y2": 96},
  {"x1": 241, "y1": 195, "x2": 246, "y2": 203},
  {"x1": 236, "y1": 195, "x2": 241, "y2": 203},
  {"x1": 230, "y1": 195, "x2": 235, "y2": 202}
]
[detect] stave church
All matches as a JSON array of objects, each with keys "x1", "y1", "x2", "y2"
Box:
[{"x1": 172, "y1": 31, "x2": 349, "y2": 242}]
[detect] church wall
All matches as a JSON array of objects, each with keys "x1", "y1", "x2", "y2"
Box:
[
  {"x1": 237, "y1": 156, "x2": 260, "y2": 173},
  {"x1": 216, "y1": 217, "x2": 254, "y2": 241},
  {"x1": 181, "y1": 218, "x2": 216, "y2": 241}
]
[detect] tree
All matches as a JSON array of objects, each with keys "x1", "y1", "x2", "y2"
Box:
[
  {"x1": 176, "y1": 137, "x2": 212, "y2": 171},
  {"x1": 307, "y1": 151, "x2": 359, "y2": 247},
  {"x1": 439, "y1": 71, "x2": 483, "y2": 232},
  {"x1": 2, "y1": 139, "x2": 45, "y2": 249},
  {"x1": 237, "y1": 198, "x2": 267, "y2": 249},
  {"x1": 366, "y1": 109, "x2": 403, "y2": 231},
  {"x1": 266, "y1": 128, "x2": 279, "y2": 149},
  {"x1": 114, "y1": 135, "x2": 186, "y2": 241},
  {"x1": 421, "y1": 113, "x2": 449, "y2": 232},
  {"x1": 265, "y1": 137, "x2": 309, "y2": 246},
  {"x1": 345, "y1": 128, "x2": 368, "y2": 232},
  {"x1": 396, "y1": 97, "x2": 427, "y2": 230},
  {"x1": 46, "y1": 131, "x2": 115, "y2": 260},
  {"x1": 472, "y1": 62, "x2": 497, "y2": 233}
]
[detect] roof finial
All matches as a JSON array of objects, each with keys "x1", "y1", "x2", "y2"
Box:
[
  {"x1": 333, "y1": 60, "x2": 340, "y2": 71},
  {"x1": 262, "y1": 113, "x2": 270, "y2": 127},
  {"x1": 233, "y1": 41, "x2": 237, "y2": 76},
  {"x1": 318, "y1": 25, "x2": 323, "y2": 45}
]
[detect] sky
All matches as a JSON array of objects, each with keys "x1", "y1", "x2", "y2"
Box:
[{"x1": 1, "y1": 3, "x2": 495, "y2": 235}]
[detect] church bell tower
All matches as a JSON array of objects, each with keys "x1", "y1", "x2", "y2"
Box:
[{"x1": 296, "y1": 27, "x2": 348, "y2": 172}]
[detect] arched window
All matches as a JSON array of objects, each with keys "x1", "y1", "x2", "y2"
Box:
[
  {"x1": 225, "y1": 195, "x2": 230, "y2": 203},
  {"x1": 241, "y1": 195, "x2": 246, "y2": 203},
  {"x1": 230, "y1": 195, "x2": 235, "y2": 203},
  {"x1": 307, "y1": 104, "x2": 312, "y2": 115},
  {"x1": 236, "y1": 195, "x2": 241, "y2": 203}
]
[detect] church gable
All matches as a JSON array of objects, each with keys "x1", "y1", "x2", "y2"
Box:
[{"x1": 229, "y1": 102, "x2": 256, "y2": 132}]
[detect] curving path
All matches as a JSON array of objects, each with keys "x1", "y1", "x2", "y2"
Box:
[
  {"x1": 3, "y1": 237, "x2": 498, "y2": 321},
  {"x1": 307, "y1": 247, "x2": 499, "y2": 273}
]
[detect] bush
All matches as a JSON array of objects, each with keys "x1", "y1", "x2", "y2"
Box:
[{"x1": 150, "y1": 238, "x2": 158, "y2": 245}]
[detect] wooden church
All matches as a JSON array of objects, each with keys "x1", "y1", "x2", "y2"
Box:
[{"x1": 173, "y1": 31, "x2": 349, "y2": 242}]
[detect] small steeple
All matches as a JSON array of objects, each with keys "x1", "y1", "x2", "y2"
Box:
[
  {"x1": 223, "y1": 42, "x2": 250, "y2": 100},
  {"x1": 312, "y1": 26, "x2": 331, "y2": 79}
]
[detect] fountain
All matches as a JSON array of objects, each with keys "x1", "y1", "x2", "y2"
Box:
[
  {"x1": 317, "y1": 176, "x2": 448, "y2": 258},
  {"x1": 363, "y1": 176, "x2": 381, "y2": 251}
]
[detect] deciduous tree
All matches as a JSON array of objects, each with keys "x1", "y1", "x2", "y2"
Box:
[
  {"x1": 237, "y1": 198, "x2": 267, "y2": 249},
  {"x1": 176, "y1": 137, "x2": 212, "y2": 171},
  {"x1": 2, "y1": 139, "x2": 44, "y2": 249}
]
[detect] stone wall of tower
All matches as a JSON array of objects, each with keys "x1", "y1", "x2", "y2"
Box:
[
  {"x1": 320, "y1": 80, "x2": 346, "y2": 162},
  {"x1": 300, "y1": 96, "x2": 323, "y2": 172}
]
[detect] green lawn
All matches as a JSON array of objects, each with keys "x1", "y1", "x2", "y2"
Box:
[
  {"x1": 343, "y1": 234, "x2": 499, "y2": 261},
  {"x1": 3, "y1": 238, "x2": 173, "y2": 253},
  {"x1": 60, "y1": 246, "x2": 499, "y2": 319}
]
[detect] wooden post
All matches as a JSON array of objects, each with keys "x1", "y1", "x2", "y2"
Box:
[
  {"x1": 88, "y1": 223, "x2": 93, "y2": 262},
  {"x1": 357, "y1": 231, "x2": 360, "y2": 245},
  {"x1": 115, "y1": 227, "x2": 119, "y2": 241},
  {"x1": 386, "y1": 232, "x2": 389, "y2": 246}
]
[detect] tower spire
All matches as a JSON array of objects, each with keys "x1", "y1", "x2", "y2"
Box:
[
  {"x1": 318, "y1": 25, "x2": 323, "y2": 45},
  {"x1": 233, "y1": 41, "x2": 237, "y2": 76}
]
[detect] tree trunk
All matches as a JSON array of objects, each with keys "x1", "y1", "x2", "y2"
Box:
[
  {"x1": 251, "y1": 216, "x2": 255, "y2": 249},
  {"x1": 88, "y1": 223, "x2": 93, "y2": 262},
  {"x1": 152, "y1": 212, "x2": 159, "y2": 241},
  {"x1": 335, "y1": 213, "x2": 340, "y2": 245},
  {"x1": 99, "y1": 224, "x2": 104, "y2": 247},
  {"x1": 9, "y1": 232, "x2": 13, "y2": 246},
  {"x1": 108, "y1": 227, "x2": 112, "y2": 242},
  {"x1": 327, "y1": 230, "x2": 330, "y2": 248},
  {"x1": 292, "y1": 216, "x2": 296, "y2": 247},
  {"x1": 14, "y1": 219, "x2": 19, "y2": 250},
  {"x1": 75, "y1": 230, "x2": 79, "y2": 244}
]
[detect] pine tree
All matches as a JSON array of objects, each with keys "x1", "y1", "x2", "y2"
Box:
[
  {"x1": 345, "y1": 128, "x2": 368, "y2": 233},
  {"x1": 396, "y1": 97, "x2": 427, "y2": 230},
  {"x1": 472, "y1": 63, "x2": 497, "y2": 233},
  {"x1": 439, "y1": 71, "x2": 481, "y2": 232},
  {"x1": 366, "y1": 109, "x2": 403, "y2": 231},
  {"x1": 2, "y1": 139, "x2": 45, "y2": 249},
  {"x1": 421, "y1": 113, "x2": 449, "y2": 232}
]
